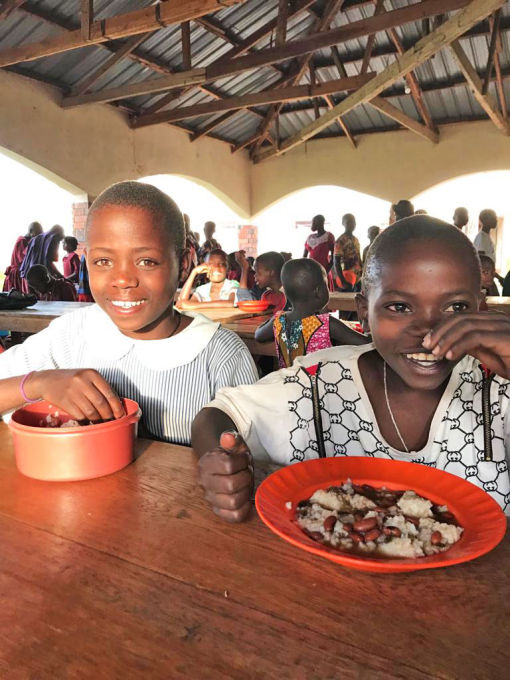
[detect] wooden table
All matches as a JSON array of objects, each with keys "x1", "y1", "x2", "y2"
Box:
[
  {"x1": 0, "y1": 425, "x2": 508, "y2": 678},
  {"x1": 0, "y1": 301, "x2": 92, "y2": 333},
  {"x1": 328, "y1": 292, "x2": 510, "y2": 314},
  {"x1": 224, "y1": 314, "x2": 275, "y2": 356}
]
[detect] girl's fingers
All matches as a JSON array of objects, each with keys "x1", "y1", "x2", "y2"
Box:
[
  {"x1": 212, "y1": 501, "x2": 252, "y2": 523},
  {"x1": 219, "y1": 430, "x2": 249, "y2": 454},
  {"x1": 204, "y1": 485, "x2": 252, "y2": 511},
  {"x1": 71, "y1": 389, "x2": 110, "y2": 422},
  {"x1": 201, "y1": 468, "x2": 253, "y2": 494},
  {"x1": 53, "y1": 398, "x2": 88, "y2": 422},
  {"x1": 423, "y1": 315, "x2": 510, "y2": 357},
  {"x1": 198, "y1": 449, "x2": 251, "y2": 476},
  {"x1": 90, "y1": 374, "x2": 125, "y2": 419}
]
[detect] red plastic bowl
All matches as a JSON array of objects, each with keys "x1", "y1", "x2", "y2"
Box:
[
  {"x1": 9, "y1": 398, "x2": 141, "y2": 482},
  {"x1": 237, "y1": 300, "x2": 271, "y2": 312}
]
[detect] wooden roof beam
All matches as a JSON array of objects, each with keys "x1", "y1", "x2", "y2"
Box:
[
  {"x1": 254, "y1": 0, "x2": 507, "y2": 162},
  {"x1": 276, "y1": 0, "x2": 289, "y2": 47},
  {"x1": 60, "y1": 0, "x2": 471, "y2": 108},
  {"x1": 0, "y1": 0, "x2": 244, "y2": 67},
  {"x1": 81, "y1": 0, "x2": 93, "y2": 41},
  {"x1": 369, "y1": 95, "x2": 439, "y2": 143},
  {"x1": 361, "y1": 0, "x2": 385, "y2": 74},
  {"x1": 132, "y1": 74, "x2": 375, "y2": 128},
  {"x1": 181, "y1": 21, "x2": 192, "y2": 71},
  {"x1": 450, "y1": 39, "x2": 510, "y2": 134},
  {"x1": 324, "y1": 94, "x2": 357, "y2": 148},
  {"x1": 482, "y1": 9, "x2": 501, "y2": 94},
  {"x1": 0, "y1": 0, "x2": 25, "y2": 21}
]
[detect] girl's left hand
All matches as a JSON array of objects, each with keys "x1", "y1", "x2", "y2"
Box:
[{"x1": 422, "y1": 311, "x2": 510, "y2": 379}]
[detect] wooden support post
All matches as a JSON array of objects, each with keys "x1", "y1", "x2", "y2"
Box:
[
  {"x1": 276, "y1": 0, "x2": 288, "y2": 46},
  {"x1": 182, "y1": 21, "x2": 192, "y2": 70},
  {"x1": 369, "y1": 95, "x2": 439, "y2": 142},
  {"x1": 81, "y1": 0, "x2": 93, "y2": 41},
  {"x1": 361, "y1": 0, "x2": 385, "y2": 74},
  {"x1": 482, "y1": 9, "x2": 501, "y2": 95}
]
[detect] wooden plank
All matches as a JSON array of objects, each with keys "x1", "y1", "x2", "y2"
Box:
[
  {"x1": 361, "y1": 0, "x2": 385, "y2": 74},
  {"x1": 451, "y1": 39, "x2": 510, "y2": 134},
  {"x1": 276, "y1": 0, "x2": 289, "y2": 46},
  {"x1": 0, "y1": 0, "x2": 25, "y2": 21},
  {"x1": 0, "y1": 0, "x2": 244, "y2": 67},
  {"x1": 369, "y1": 95, "x2": 439, "y2": 143},
  {"x1": 255, "y1": 0, "x2": 507, "y2": 162},
  {"x1": 70, "y1": 33, "x2": 150, "y2": 96},
  {"x1": 181, "y1": 20, "x2": 192, "y2": 71},
  {"x1": 81, "y1": 0, "x2": 93, "y2": 41},
  {"x1": 60, "y1": 0, "x2": 470, "y2": 108},
  {"x1": 482, "y1": 9, "x2": 501, "y2": 94},
  {"x1": 132, "y1": 73, "x2": 375, "y2": 128}
]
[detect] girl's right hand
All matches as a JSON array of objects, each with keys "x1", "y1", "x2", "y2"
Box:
[
  {"x1": 194, "y1": 264, "x2": 209, "y2": 275},
  {"x1": 26, "y1": 369, "x2": 125, "y2": 422},
  {"x1": 198, "y1": 431, "x2": 253, "y2": 522}
]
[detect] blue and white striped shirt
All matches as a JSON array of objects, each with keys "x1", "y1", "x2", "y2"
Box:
[{"x1": 0, "y1": 305, "x2": 258, "y2": 445}]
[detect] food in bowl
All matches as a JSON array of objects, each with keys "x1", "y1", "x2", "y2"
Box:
[
  {"x1": 295, "y1": 480, "x2": 463, "y2": 558},
  {"x1": 39, "y1": 412, "x2": 110, "y2": 428}
]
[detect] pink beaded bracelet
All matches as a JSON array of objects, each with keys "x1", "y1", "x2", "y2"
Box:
[{"x1": 20, "y1": 371, "x2": 39, "y2": 404}]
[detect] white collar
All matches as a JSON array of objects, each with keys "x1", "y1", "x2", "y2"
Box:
[{"x1": 83, "y1": 305, "x2": 219, "y2": 368}]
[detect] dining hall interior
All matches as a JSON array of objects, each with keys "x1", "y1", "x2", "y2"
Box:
[{"x1": 0, "y1": 1, "x2": 509, "y2": 677}]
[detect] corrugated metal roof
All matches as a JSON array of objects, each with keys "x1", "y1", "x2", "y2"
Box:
[{"x1": 2, "y1": 0, "x2": 509, "y2": 150}]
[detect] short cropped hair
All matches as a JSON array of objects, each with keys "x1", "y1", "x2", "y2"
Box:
[
  {"x1": 362, "y1": 215, "x2": 480, "y2": 293},
  {"x1": 86, "y1": 181, "x2": 185, "y2": 252},
  {"x1": 64, "y1": 236, "x2": 78, "y2": 251},
  {"x1": 207, "y1": 248, "x2": 228, "y2": 263},
  {"x1": 282, "y1": 258, "x2": 325, "y2": 304},
  {"x1": 479, "y1": 209, "x2": 498, "y2": 230},
  {"x1": 256, "y1": 251, "x2": 285, "y2": 276},
  {"x1": 393, "y1": 200, "x2": 415, "y2": 221},
  {"x1": 479, "y1": 254, "x2": 495, "y2": 270}
]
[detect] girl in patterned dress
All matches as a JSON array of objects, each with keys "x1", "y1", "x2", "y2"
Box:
[
  {"x1": 194, "y1": 216, "x2": 510, "y2": 522},
  {"x1": 255, "y1": 258, "x2": 367, "y2": 368}
]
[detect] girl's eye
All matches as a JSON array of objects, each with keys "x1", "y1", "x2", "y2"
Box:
[
  {"x1": 138, "y1": 259, "x2": 158, "y2": 267},
  {"x1": 445, "y1": 302, "x2": 469, "y2": 313},
  {"x1": 93, "y1": 258, "x2": 111, "y2": 267},
  {"x1": 386, "y1": 303, "x2": 410, "y2": 313}
]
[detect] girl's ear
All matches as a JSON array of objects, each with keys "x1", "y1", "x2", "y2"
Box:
[
  {"x1": 355, "y1": 293, "x2": 370, "y2": 332},
  {"x1": 178, "y1": 248, "x2": 192, "y2": 285}
]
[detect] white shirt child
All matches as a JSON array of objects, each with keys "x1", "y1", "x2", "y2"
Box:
[
  {"x1": 0, "y1": 304, "x2": 258, "y2": 445},
  {"x1": 208, "y1": 344, "x2": 510, "y2": 513},
  {"x1": 193, "y1": 279, "x2": 239, "y2": 302},
  {"x1": 473, "y1": 230, "x2": 496, "y2": 263}
]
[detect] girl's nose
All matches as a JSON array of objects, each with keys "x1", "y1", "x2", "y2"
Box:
[
  {"x1": 411, "y1": 307, "x2": 441, "y2": 335},
  {"x1": 111, "y1": 267, "x2": 138, "y2": 287}
]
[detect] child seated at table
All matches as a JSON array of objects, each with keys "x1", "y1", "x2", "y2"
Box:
[
  {"x1": 26, "y1": 264, "x2": 77, "y2": 302},
  {"x1": 176, "y1": 249, "x2": 239, "y2": 310},
  {"x1": 62, "y1": 236, "x2": 81, "y2": 283},
  {"x1": 192, "y1": 215, "x2": 510, "y2": 521},
  {"x1": 254, "y1": 258, "x2": 367, "y2": 368},
  {"x1": 237, "y1": 250, "x2": 287, "y2": 312},
  {"x1": 0, "y1": 182, "x2": 258, "y2": 445},
  {"x1": 479, "y1": 255, "x2": 499, "y2": 297}
]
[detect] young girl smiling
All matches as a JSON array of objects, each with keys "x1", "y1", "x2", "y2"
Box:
[
  {"x1": 193, "y1": 216, "x2": 510, "y2": 521},
  {"x1": 0, "y1": 182, "x2": 258, "y2": 444}
]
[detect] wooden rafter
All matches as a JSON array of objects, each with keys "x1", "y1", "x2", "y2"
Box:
[
  {"x1": 181, "y1": 21, "x2": 192, "y2": 71},
  {"x1": 132, "y1": 74, "x2": 375, "y2": 128},
  {"x1": 249, "y1": 0, "x2": 345, "y2": 156},
  {"x1": 319, "y1": 50, "x2": 357, "y2": 148},
  {"x1": 450, "y1": 39, "x2": 510, "y2": 134},
  {"x1": 80, "y1": 0, "x2": 93, "y2": 41},
  {"x1": 0, "y1": 0, "x2": 244, "y2": 67},
  {"x1": 492, "y1": 14, "x2": 507, "y2": 118},
  {"x1": 0, "y1": 0, "x2": 24, "y2": 21},
  {"x1": 369, "y1": 96, "x2": 439, "y2": 143},
  {"x1": 255, "y1": 0, "x2": 507, "y2": 162},
  {"x1": 361, "y1": 0, "x2": 385, "y2": 74},
  {"x1": 70, "y1": 34, "x2": 151, "y2": 97},
  {"x1": 482, "y1": 9, "x2": 501, "y2": 94},
  {"x1": 276, "y1": 0, "x2": 289, "y2": 47},
  {"x1": 59, "y1": 0, "x2": 471, "y2": 109}
]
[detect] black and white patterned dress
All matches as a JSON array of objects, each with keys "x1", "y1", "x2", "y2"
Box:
[{"x1": 210, "y1": 344, "x2": 510, "y2": 513}]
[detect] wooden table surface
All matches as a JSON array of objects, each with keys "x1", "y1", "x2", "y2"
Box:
[
  {"x1": 0, "y1": 301, "x2": 93, "y2": 333},
  {"x1": 328, "y1": 292, "x2": 510, "y2": 314},
  {"x1": 0, "y1": 424, "x2": 508, "y2": 678}
]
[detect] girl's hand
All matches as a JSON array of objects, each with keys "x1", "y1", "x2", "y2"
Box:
[
  {"x1": 198, "y1": 431, "x2": 253, "y2": 522},
  {"x1": 422, "y1": 311, "x2": 510, "y2": 379},
  {"x1": 235, "y1": 251, "x2": 249, "y2": 269},
  {"x1": 194, "y1": 264, "x2": 209, "y2": 275},
  {"x1": 27, "y1": 369, "x2": 125, "y2": 422}
]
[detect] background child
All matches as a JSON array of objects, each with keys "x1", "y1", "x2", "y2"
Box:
[
  {"x1": 254, "y1": 258, "x2": 367, "y2": 368},
  {"x1": 333, "y1": 213, "x2": 362, "y2": 291},
  {"x1": 479, "y1": 255, "x2": 499, "y2": 297},
  {"x1": 62, "y1": 236, "x2": 81, "y2": 283},
  {"x1": 237, "y1": 250, "x2": 286, "y2": 312},
  {"x1": 0, "y1": 182, "x2": 257, "y2": 445},
  {"x1": 474, "y1": 209, "x2": 497, "y2": 263},
  {"x1": 177, "y1": 249, "x2": 239, "y2": 310},
  {"x1": 77, "y1": 254, "x2": 94, "y2": 302},
  {"x1": 27, "y1": 264, "x2": 77, "y2": 301},
  {"x1": 19, "y1": 225, "x2": 64, "y2": 292},
  {"x1": 193, "y1": 216, "x2": 510, "y2": 522},
  {"x1": 3, "y1": 221, "x2": 42, "y2": 292}
]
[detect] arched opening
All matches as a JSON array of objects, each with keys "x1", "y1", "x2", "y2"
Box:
[
  {"x1": 253, "y1": 185, "x2": 390, "y2": 257},
  {"x1": 413, "y1": 171, "x2": 510, "y2": 274},
  {"x1": 139, "y1": 174, "x2": 246, "y2": 254},
  {"x1": 0, "y1": 148, "x2": 83, "y2": 279}
]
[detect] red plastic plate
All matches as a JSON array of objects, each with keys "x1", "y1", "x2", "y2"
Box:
[
  {"x1": 237, "y1": 300, "x2": 271, "y2": 312},
  {"x1": 255, "y1": 457, "x2": 507, "y2": 573}
]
